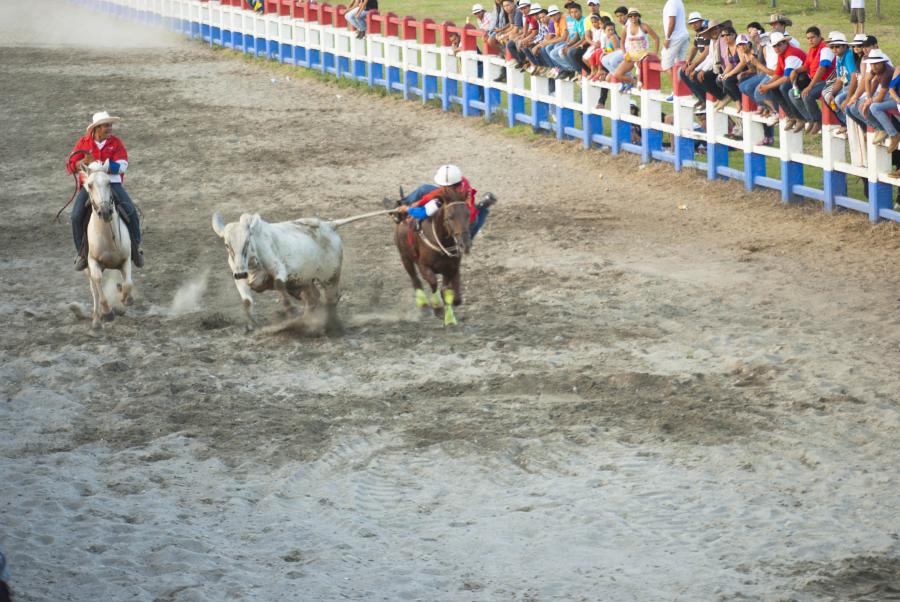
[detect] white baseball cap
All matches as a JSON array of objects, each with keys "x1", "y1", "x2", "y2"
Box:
[
  {"x1": 863, "y1": 49, "x2": 890, "y2": 63},
  {"x1": 546, "y1": 4, "x2": 560, "y2": 15},
  {"x1": 736, "y1": 34, "x2": 750, "y2": 45},
  {"x1": 687, "y1": 11, "x2": 703, "y2": 23},
  {"x1": 769, "y1": 31, "x2": 790, "y2": 46},
  {"x1": 825, "y1": 31, "x2": 848, "y2": 45},
  {"x1": 471, "y1": 3, "x2": 485, "y2": 13},
  {"x1": 587, "y1": 0, "x2": 599, "y2": 4}
]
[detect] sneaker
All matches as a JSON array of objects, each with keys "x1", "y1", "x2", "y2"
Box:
[
  {"x1": 478, "y1": 192, "x2": 498, "y2": 209},
  {"x1": 619, "y1": 82, "x2": 633, "y2": 93},
  {"x1": 665, "y1": 94, "x2": 674, "y2": 102},
  {"x1": 494, "y1": 71, "x2": 507, "y2": 83},
  {"x1": 74, "y1": 254, "x2": 88, "y2": 271},
  {"x1": 694, "y1": 98, "x2": 705, "y2": 109}
]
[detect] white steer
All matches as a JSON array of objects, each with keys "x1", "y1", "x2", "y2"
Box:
[{"x1": 212, "y1": 212, "x2": 343, "y2": 329}]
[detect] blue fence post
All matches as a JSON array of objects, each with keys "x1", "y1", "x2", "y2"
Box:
[
  {"x1": 743, "y1": 152, "x2": 766, "y2": 191},
  {"x1": 403, "y1": 71, "x2": 419, "y2": 100},
  {"x1": 484, "y1": 87, "x2": 502, "y2": 121},
  {"x1": 368, "y1": 61, "x2": 383, "y2": 86},
  {"x1": 441, "y1": 77, "x2": 457, "y2": 111},
  {"x1": 387, "y1": 65, "x2": 401, "y2": 92},
  {"x1": 611, "y1": 119, "x2": 631, "y2": 155},
  {"x1": 583, "y1": 111, "x2": 603, "y2": 149},
  {"x1": 533, "y1": 101, "x2": 549, "y2": 131},
  {"x1": 463, "y1": 82, "x2": 483, "y2": 117},
  {"x1": 868, "y1": 180, "x2": 892, "y2": 223},
  {"x1": 822, "y1": 170, "x2": 846, "y2": 213},
  {"x1": 423, "y1": 74, "x2": 439, "y2": 104},
  {"x1": 508, "y1": 92, "x2": 525, "y2": 128},
  {"x1": 781, "y1": 160, "x2": 804, "y2": 202},
  {"x1": 707, "y1": 143, "x2": 728, "y2": 181},
  {"x1": 641, "y1": 128, "x2": 662, "y2": 164},
  {"x1": 555, "y1": 106, "x2": 574, "y2": 140},
  {"x1": 354, "y1": 57, "x2": 368, "y2": 82}
]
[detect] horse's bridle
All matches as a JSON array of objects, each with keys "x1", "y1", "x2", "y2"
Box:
[{"x1": 418, "y1": 201, "x2": 467, "y2": 258}]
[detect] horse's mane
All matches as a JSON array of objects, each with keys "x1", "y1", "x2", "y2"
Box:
[{"x1": 437, "y1": 188, "x2": 468, "y2": 205}]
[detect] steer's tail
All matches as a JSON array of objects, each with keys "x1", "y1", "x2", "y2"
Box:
[{"x1": 327, "y1": 209, "x2": 399, "y2": 229}]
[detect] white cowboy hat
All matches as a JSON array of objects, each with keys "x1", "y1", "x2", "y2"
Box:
[
  {"x1": 471, "y1": 3, "x2": 485, "y2": 14},
  {"x1": 687, "y1": 11, "x2": 703, "y2": 23},
  {"x1": 528, "y1": 3, "x2": 544, "y2": 14},
  {"x1": 546, "y1": 4, "x2": 561, "y2": 16},
  {"x1": 863, "y1": 49, "x2": 890, "y2": 64},
  {"x1": 825, "y1": 31, "x2": 848, "y2": 45},
  {"x1": 86, "y1": 111, "x2": 121, "y2": 134}
]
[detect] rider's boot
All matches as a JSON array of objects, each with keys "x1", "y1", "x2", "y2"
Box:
[
  {"x1": 477, "y1": 192, "x2": 498, "y2": 210},
  {"x1": 74, "y1": 253, "x2": 88, "y2": 271},
  {"x1": 132, "y1": 246, "x2": 144, "y2": 268}
]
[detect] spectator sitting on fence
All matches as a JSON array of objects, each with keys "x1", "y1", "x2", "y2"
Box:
[
  {"x1": 757, "y1": 32, "x2": 808, "y2": 132},
  {"x1": 484, "y1": 0, "x2": 514, "y2": 52},
  {"x1": 583, "y1": 14, "x2": 605, "y2": 79},
  {"x1": 857, "y1": 50, "x2": 899, "y2": 149},
  {"x1": 345, "y1": 0, "x2": 377, "y2": 39},
  {"x1": 613, "y1": 5, "x2": 627, "y2": 27},
  {"x1": 705, "y1": 25, "x2": 742, "y2": 109},
  {"x1": 784, "y1": 26, "x2": 834, "y2": 135},
  {"x1": 715, "y1": 32, "x2": 751, "y2": 110},
  {"x1": 610, "y1": 7, "x2": 659, "y2": 92},
  {"x1": 244, "y1": 0, "x2": 263, "y2": 14},
  {"x1": 522, "y1": 5, "x2": 551, "y2": 73},
  {"x1": 737, "y1": 23, "x2": 776, "y2": 143},
  {"x1": 684, "y1": 20, "x2": 724, "y2": 107},
  {"x1": 548, "y1": 2, "x2": 589, "y2": 81},
  {"x1": 680, "y1": 14, "x2": 711, "y2": 107},
  {"x1": 537, "y1": 5, "x2": 567, "y2": 77},
  {"x1": 823, "y1": 32, "x2": 858, "y2": 135},
  {"x1": 842, "y1": 36, "x2": 879, "y2": 134},
  {"x1": 508, "y1": 0, "x2": 540, "y2": 70},
  {"x1": 491, "y1": 0, "x2": 523, "y2": 82},
  {"x1": 467, "y1": 4, "x2": 496, "y2": 36}
]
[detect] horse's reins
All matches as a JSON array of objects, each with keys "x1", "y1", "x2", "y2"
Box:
[
  {"x1": 55, "y1": 150, "x2": 90, "y2": 223},
  {"x1": 417, "y1": 201, "x2": 467, "y2": 258}
]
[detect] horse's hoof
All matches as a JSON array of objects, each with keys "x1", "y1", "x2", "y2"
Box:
[
  {"x1": 432, "y1": 307, "x2": 442, "y2": 318},
  {"x1": 102, "y1": 311, "x2": 115, "y2": 322},
  {"x1": 124, "y1": 296, "x2": 134, "y2": 307},
  {"x1": 91, "y1": 320, "x2": 102, "y2": 331},
  {"x1": 114, "y1": 306, "x2": 126, "y2": 316}
]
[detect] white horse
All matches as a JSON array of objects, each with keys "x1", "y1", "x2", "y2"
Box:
[{"x1": 81, "y1": 161, "x2": 133, "y2": 329}]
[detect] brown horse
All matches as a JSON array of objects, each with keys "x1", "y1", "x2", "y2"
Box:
[{"x1": 394, "y1": 189, "x2": 472, "y2": 326}]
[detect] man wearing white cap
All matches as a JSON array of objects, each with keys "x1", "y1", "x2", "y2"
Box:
[
  {"x1": 660, "y1": 0, "x2": 688, "y2": 71},
  {"x1": 66, "y1": 112, "x2": 142, "y2": 271},
  {"x1": 757, "y1": 32, "x2": 808, "y2": 129},
  {"x1": 852, "y1": 50, "x2": 899, "y2": 147},
  {"x1": 821, "y1": 31, "x2": 857, "y2": 130},
  {"x1": 467, "y1": 3, "x2": 496, "y2": 32}
]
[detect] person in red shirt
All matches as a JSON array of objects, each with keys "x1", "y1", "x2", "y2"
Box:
[
  {"x1": 387, "y1": 165, "x2": 496, "y2": 241},
  {"x1": 757, "y1": 32, "x2": 808, "y2": 131},
  {"x1": 786, "y1": 26, "x2": 835, "y2": 134},
  {"x1": 66, "y1": 112, "x2": 142, "y2": 271}
]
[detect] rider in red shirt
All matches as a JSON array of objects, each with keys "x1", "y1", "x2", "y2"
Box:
[{"x1": 67, "y1": 112, "x2": 143, "y2": 270}]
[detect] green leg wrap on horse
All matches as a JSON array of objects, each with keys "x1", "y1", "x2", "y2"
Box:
[{"x1": 415, "y1": 288, "x2": 428, "y2": 308}]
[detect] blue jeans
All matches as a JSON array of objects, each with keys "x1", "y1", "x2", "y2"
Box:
[
  {"x1": 348, "y1": 9, "x2": 368, "y2": 32},
  {"x1": 739, "y1": 73, "x2": 765, "y2": 102},
  {"x1": 550, "y1": 44, "x2": 578, "y2": 71},
  {"x1": 401, "y1": 183, "x2": 488, "y2": 240},
  {"x1": 540, "y1": 42, "x2": 565, "y2": 69},
  {"x1": 833, "y1": 89, "x2": 849, "y2": 124},
  {"x1": 71, "y1": 183, "x2": 141, "y2": 253},
  {"x1": 680, "y1": 69, "x2": 706, "y2": 102},
  {"x1": 869, "y1": 99, "x2": 900, "y2": 135},
  {"x1": 791, "y1": 80, "x2": 827, "y2": 122},
  {"x1": 766, "y1": 81, "x2": 804, "y2": 120}
]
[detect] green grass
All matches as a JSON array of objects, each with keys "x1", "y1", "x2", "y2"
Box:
[{"x1": 380, "y1": 0, "x2": 899, "y2": 60}]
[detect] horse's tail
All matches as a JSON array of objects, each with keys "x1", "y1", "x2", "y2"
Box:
[{"x1": 327, "y1": 209, "x2": 399, "y2": 229}]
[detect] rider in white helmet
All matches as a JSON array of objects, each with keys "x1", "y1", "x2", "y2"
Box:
[{"x1": 389, "y1": 165, "x2": 496, "y2": 240}]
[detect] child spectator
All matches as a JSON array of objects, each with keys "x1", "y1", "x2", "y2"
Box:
[{"x1": 611, "y1": 7, "x2": 659, "y2": 92}]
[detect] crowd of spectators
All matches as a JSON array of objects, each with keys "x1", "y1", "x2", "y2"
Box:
[{"x1": 456, "y1": 0, "x2": 900, "y2": 161}]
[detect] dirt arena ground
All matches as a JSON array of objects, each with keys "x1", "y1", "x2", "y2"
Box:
[{"x1": 2, "y1": 2, "x2": 899, "y2": 600}]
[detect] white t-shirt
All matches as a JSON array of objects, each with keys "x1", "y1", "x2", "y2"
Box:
[
  {"x1": 662, "y1": 0, "x2": 688, "y2": 40},
  {"x1": 850, "y1": 0, "x2": 864, "y2": 9}
]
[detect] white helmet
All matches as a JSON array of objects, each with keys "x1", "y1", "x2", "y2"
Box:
[{"x1": 434, "y1": 164, "x2": 463, "y2": 187}]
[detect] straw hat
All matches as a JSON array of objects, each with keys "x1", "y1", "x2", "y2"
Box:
[
  {"x1": 86, "y1": 111, "x2": 121, "y2": 134},
  {"x1": 768, "y1": 13, "x2": 793, "y2": 26},
  {"x1": 825, "y1": 31, "x2": 848, "y2": 45},
  {"x1": 699, "y1": 19, "x2": 731, "y2": 37}
]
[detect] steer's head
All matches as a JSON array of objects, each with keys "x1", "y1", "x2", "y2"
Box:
[{"x1": 212, "y1": 212, "x2": 260, "y2": 280}]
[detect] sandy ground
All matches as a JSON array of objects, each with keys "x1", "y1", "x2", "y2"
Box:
[{"x1": 2, "y1": 1, "x2": 900, "y2": 600}]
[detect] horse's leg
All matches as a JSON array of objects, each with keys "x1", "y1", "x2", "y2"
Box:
[
  {"x1": 87, "y1": 270, "x2": 102, "y2": 330},
  {"x1": 300, "y1": 284, "x2": 320, "y2": 312},
  {"x1": 116, "y1": 262, "x2": 133, "y2": 314},
  {"x1": 90, "y1": 260, "x2": 115, "y2": 322},
  {"x1": 396, "y1": 225, "x2": 428, "y2": 309},
  {"x1": 234, "y1": 278, "x2": 257, "y2": 330},
  {"x1": 441, "y1": 269, "x2": 461, "y2": 327},
  {"x1": 418, "y1": 263, "x2": 442, "y2": 317}
]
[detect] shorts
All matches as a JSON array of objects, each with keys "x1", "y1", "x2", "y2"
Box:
[
  {"x1": 624, "y1": 48, "x2": 649, "y2": 63},
  {"x1": 850, "y1": 7, "x2": 865, "y2": 23},
  {"x1": 661, "y1": 34, "x2": 689, "y2": 70}
]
